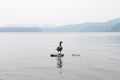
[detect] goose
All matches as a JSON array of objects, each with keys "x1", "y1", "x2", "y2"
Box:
[{"x1": 56, "y1": 41, "x2": 63, "y2": 54}]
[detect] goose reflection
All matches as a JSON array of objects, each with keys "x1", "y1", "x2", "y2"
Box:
[
  {"x1": 57, "y1": 56, "x2": 63, "y2": 68},
  {"x1": 56, "y1": 55, "x2": 63, "y2": 74}
]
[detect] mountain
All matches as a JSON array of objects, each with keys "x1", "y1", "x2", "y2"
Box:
[
  {"x1": 41, "y1": 18, "x2": 120, "y2": 32},
  {"x1": 111, "y1": 23, "x2": 120, "y2": 32},
  {"x1": 0, "y1": 18, "x2": 120, "y2": 32},
  {"x1": 0, "y1": 27, "x2": 41, "y2": 32}
]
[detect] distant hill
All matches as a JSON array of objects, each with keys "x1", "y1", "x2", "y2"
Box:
[
  {"x1": 0, "y1": 18, "x2": 120, "y2": 32},
  {"x1": 0, "y1": 27, "x2": 41, "y2": 32},
  {"x1": 41, "y1": 18, "x2": 120, "y2": 32},
  {"x1": 41, "y1": 19, "x2": 120, "y2": 32},
  {"x1": 111, "y1": 23, "x2": 120, "y2": 32}
]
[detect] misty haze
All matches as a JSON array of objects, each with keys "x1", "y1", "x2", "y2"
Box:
[{"x1": 0, "y1": 0, "x2": 120, "y2": 80}]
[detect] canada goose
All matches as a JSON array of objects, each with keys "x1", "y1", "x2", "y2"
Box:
[{"x1": 56, "y1": 41, "x2": 63, "y2": 54}]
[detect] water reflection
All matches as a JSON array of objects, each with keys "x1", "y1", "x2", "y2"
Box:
[
  {"x1": 56, "y1": 55, "x2": 63, "y2": 74},
  {"x1": 106, "y1": 35, "x2": 120, "y2": 44},
  {"x1": 57, "y1": 56, "x2": 63, "y2": 68}
]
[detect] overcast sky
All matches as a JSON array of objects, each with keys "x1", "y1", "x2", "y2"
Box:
[{"x1": 0, "y1": 0, "x2": 120, "y2": 26}]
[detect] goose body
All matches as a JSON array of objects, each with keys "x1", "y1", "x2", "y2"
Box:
[{"x1": 56, "y1": 41, "x2": 63, "y2": 53}]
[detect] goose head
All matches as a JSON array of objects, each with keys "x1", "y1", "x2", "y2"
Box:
[{"x1": 60, "y1": 41, "x2": 63, "y2": 43}]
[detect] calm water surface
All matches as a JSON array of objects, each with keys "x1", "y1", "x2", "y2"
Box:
[{"x1": 0, "y1": 32, "x2": 120, "y2": 80}]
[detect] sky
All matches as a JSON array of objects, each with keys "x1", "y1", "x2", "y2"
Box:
[{"x1": 0, "y1": 0, "x2": 120, "y2": 26}]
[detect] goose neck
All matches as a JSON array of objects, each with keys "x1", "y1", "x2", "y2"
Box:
[{"x1": 59, "y1": 43, "x2": 62, "y2": 46}]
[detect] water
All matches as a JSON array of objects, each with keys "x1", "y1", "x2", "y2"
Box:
[{"x1": 0, "y1": 32, "x2": 120, "y2": 80}]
